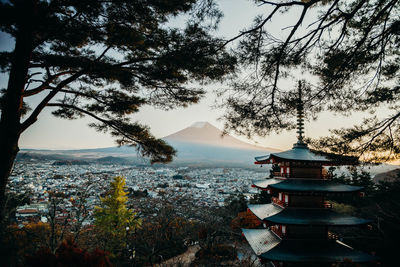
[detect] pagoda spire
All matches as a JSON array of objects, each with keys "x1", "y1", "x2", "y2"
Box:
[{"x1": 294, "y1": 81, "x2": 307, "y2": 148}]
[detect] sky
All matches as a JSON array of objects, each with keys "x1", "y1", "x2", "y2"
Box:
[{"x1": 0, "y1": 0, "x2": 388, "y2": 151}]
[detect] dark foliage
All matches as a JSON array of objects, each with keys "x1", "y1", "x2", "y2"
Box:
[
  {"x1": 360, "y1": 179, "x2": 400, "y2": 266},
  {"x1": 329, "y1": 169, "x2": 400, "y2": 266},
  {"x1": 25, "y1": 240, "x2": 112, "y2": 267},
  {"x1": 4, "y1": 191, "x2": 30, "y2": 222},
  {"x1": 224, "y1": 193, "x2": 248, "y2": 216},
  {"x1": 328, "y1": 166, "x2": 376, "y2": 193},
  {"x1": 222, "y1": 0, "x2": 400, "y2": 162},
  {"x1": 250, "y1": 190, "x2": 271, "y2": 205},
  {"x1": 129, "y1": 197, "x2": 199, "y2": 266},
  {"x1": 192, "y1": 244, "x2": 237, "y2": 266}
]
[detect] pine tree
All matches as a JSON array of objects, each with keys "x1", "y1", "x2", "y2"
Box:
[
  {"x1": 349, "y1": 168, "x2": 375, "y2": 193},
  {"x1": 0, "y1": 0, "x2": 236, "y2": 219},
  {"x1": 222, "y1": 0, "x2": 400, "y2": 162}
]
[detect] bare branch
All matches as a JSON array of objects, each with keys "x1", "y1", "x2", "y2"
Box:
[
  {"x1": 23, "y1": 71, "x2": 73, "y2": 97},
  {"x1": 20, "y1": 71, "x2": 84, "y2": 132},
  {"x1": 57, "y1": 89, "x2": 107, "y2": 104}
]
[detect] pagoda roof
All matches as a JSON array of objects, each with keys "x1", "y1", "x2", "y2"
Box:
[
  {"x1": 269, "y1": 179, "x2": 363, "y2": 193},
  {"x1": 265, "y1": 208, "x2": 371, "y2": 226},
  {"x1": 248, "y1": 203, "x2": 283, "y2": 221},
  {"x1": 255, "y1": 143, "x2": 331, "y2": 164},
  {"x1": 252, "y1": 178, "x2": 283, "y2": 189},
  {"x1": 241, "y1": 228, "x2": 280, "y2": 255},
  {"x1": 260, "y1": 239, "x2": 377, "y2": 263}
]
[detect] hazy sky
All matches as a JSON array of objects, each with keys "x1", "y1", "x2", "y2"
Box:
[{"x1": 0, "y1": 0, "x2": 384, "y2": 150}]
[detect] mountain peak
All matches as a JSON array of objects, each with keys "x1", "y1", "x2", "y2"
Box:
[
  {"x1": 190, "y1": 121, "x2": 212, "y2": 128},
  {"x1": 164, "y1": 122, "x2": 279, "y2": 152}
]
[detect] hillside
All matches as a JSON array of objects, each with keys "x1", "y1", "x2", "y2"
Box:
[{"x1": 373, "y1": 168, "x2": 400, "y2": 183}]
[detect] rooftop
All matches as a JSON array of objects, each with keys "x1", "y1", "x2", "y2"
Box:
[
  {"x1": 241, "y1": 228, "x2": 280, "y2": 255},
  {"x1": 269, "y1": 179, "x2": 363, "y2": 193},
  {"x1": 260, "y1": 239, "x2": 377, "y2": 263},
  {"x1": 247, "y1": 203, "x2": 283, "y2": 221},
  {"x1": 265, "y1": 208, "x2": 371, "y2": 226},
  {"x1": 255, "y1": 144, "x2": 331, "y2": 164},
  {"x1": 252, "y1": 178, "x2": 283, "y2": 189}
]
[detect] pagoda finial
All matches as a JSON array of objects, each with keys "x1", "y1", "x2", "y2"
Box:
[{"x1": 294, "y1": 81, "x2": 307, "y2": 148}]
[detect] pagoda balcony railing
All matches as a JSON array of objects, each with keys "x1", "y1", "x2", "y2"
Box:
[
  {"x1": 272, "y1": 197, "x2": 287, "y2": 208},
  {"x1": 328, "y1": 231, "x2": 339, "y2": 240},
  {"x1": 273, "y1": 172, "x2": 289, "y2": 178},
  {"x1": 270, "y1": 225, "x2": 283, "y2": 239}
]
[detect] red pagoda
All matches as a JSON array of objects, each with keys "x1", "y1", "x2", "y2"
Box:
[{"x1": 242, "y1": 87, "x2": 377, "y2": 266}]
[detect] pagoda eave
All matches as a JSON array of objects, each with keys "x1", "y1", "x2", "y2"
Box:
[
  {"x1": 264, "y1": 208, "x2": 372, "y2": 226},
  {"x1": 252, "y1": 178, "x2": 283, "y2": 190},
  {"x1": 259, "y1": 239, "x2": 377, "y2": 263},
  {"x1": 254, "y1": 146, "x2": 357, "y2": 166},
  {"x1": 241, "y1": 228, "x2": 280, "y2": 256},
  {"x1": 255, "y1": 157, "x2": 334, "y2": 166},
  {"x1": 255, "y1": 145, "x2": 331, "y2": 163},
  {"x1": 247, "y1": 203, "x2": 283, "y2": 221},
  {"x1": 269, "y1": 179, "x2": 363, "y2": 193}
]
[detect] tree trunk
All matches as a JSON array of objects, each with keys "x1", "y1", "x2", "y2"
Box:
[
  {"x1": 0, "y1": 130, "x2": 21, "y2": 220},
  {"x1": 0, "y1": 0, "x2": 35, "y2": 221}
]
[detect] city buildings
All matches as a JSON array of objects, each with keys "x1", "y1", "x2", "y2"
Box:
[{"x1": 8, "y1": 161, "x2": 265, "y2": 225}]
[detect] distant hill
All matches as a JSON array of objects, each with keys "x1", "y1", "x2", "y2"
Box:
[
  {"x1": 17, "y1": 152, "x2": 77, "y2": 161},
  {"x1": 18, "y1": 152, "x2": 137, "y2": 165},
  {"x1": 373, "y1": 168, "x2": 400, "y2": 183},
  {"x1": 96, "y1": 156, "x2": 130, "y2": 164},
  {"x1": 52, "y1": 160, "x2": 90, "y2": 166},
  {"x1": 20, "y1": 122, "x2": 279, "y2": 167}
]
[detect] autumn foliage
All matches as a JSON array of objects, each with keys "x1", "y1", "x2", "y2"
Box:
[{"x1": 230, "y1": 210, "x2": 261, "y2": 230}]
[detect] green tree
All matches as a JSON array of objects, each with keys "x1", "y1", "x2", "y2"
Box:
[
  {"x1": 224, "y1": 194, "x2": 248, "y2": 216},
  {"x1": 250, "y1": 190, "x2": 271, "y2": 205},
  {"x1": 222, "y1": 0, "x2": 400, "y2": 162},
  {"x1": 94, "y1": 176, "x2": 141, "y2": 256},
  {"x1": 349, "y1": 168, "x2": 376, "y2": 193},
  {"x1": 327, "y1": 167, "x2": 350, "y2": 185},
  {"x1": 328, "y1": 167, "x2": 375, "y2": 192},
  {"x1": 333, "y1": 172, "x2": 400, "y2": 265},
  {"x1": 0, "y1": 0, "x2": 236, "y2": 218}
]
